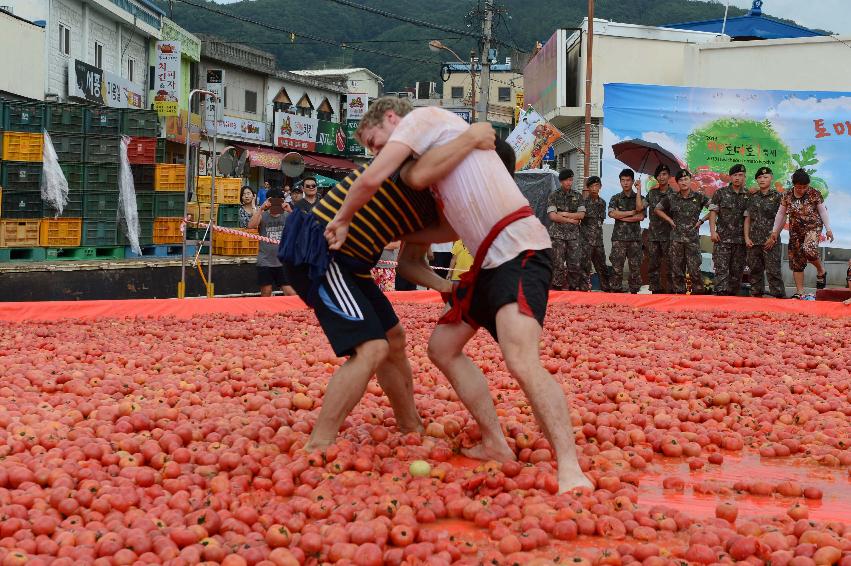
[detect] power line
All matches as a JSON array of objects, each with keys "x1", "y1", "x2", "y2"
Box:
[
  {"x1": 172, "y1": 0, "x2": 438, "y2": 65},
  {"x1": 206, "y1": 36, "x2": 463, "y2": 47}
]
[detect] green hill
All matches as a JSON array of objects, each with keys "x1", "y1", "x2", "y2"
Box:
[{"x1": 158, "y1": 0, "x2": 814, "y2": 91}]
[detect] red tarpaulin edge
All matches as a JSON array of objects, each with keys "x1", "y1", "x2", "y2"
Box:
[{"x1": 0, "y1": 291, "x2": 848, "y2": 323}]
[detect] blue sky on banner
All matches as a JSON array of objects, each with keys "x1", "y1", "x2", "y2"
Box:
[{"x1": 601, "y1": 83, "x2": 851, "y2": 249}]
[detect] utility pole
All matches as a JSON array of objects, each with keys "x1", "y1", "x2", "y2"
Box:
[
  {"x1": 477, "y1": 0, "x2": 494, "y2": 123},
  {"x1": 583, "y1": 0, "x2": 594, "y2": 178}
]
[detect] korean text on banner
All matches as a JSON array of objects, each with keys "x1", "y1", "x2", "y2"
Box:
[
  {"x1": 274, "y1": 112, "x2": 317, "y2": 152},
  {"x1": 205, "y1": 69, "x2": 224, "y2": 125},
  {"x1": 506, "y1": 108, "x2": 562, "y2": 171},
  {"x1": 69, "y1": 60, "x2": 143, "y2": 109},
  {"x1": 346, "y1": 94, "x2": 368, "y2": 121},
  {"x1": 154, "y1": 41, "x2": 181, "y2": 117}
]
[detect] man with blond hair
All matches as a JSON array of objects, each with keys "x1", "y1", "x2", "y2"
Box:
[{"x1": 324, "y1": 97, "x2": 593, "y2": 494}]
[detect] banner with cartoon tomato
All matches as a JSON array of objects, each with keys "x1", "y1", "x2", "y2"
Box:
[{"x1": 603, "y1": 83, "x2": 851, "y2": 248}]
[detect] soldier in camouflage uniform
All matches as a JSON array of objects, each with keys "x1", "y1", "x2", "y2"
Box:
[
  {"x1": 608, "y1": 168, "x2": 646, "y2": 293},
  {"x1": 744, "y1": 167, "x2": 784, "y2": 298},
  {"x1": 655, "y1": 169, "x2": 709, "y2": 294},
  {"x1": 580, "y1": 176, "x2": 611, "y2": 291},
  {"x1": 709, "y1": 163, "x2": 750, "y2": 295},
  {"x1": 645, "y1": 164, "x2": 674, "y2": 293},
  {"x1": 547, "y1": 169, "x2": 586, "y2": 290}
]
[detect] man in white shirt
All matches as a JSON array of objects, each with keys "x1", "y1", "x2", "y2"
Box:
[{"x1": 325, "y1": 98, "x2": 592, "y2": 493}]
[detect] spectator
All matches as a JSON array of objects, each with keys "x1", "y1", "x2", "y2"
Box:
[
  {"x1": 580, "y1": 176, "x2": 611, "y2": 291},
  {"x1": 608, "y1": 168, "x2": 645, "y2": 293},
  {"x1": 248, "y1": 188, "x2": 295, "y2": 297},
  {"x1": 290, "y1": 187, "x2": 303, "y2": 204},
  {"x1": 295, "y1": 176, "x2": 319, "y2": 212},
  {"x1": 709, "y1": 164, "x2": 750, "y2": 295},
  {"x1": 283, "y1": 185, "x2": 293, "y2": 205},
  {"x1": 430, "y1": 242, "x2": 453, "y2": 279},
  {"x1": 845, "y1": 260, "x2": 851, "y2": 305},
  {"x1": 448, "y1": 240, "x2": 473, "y2": 281},
  {"x1": 765, "y1": 169, "x2": 834, "y2": 299},
  {"x1": 238, "y1": 186, "x2": 257, "y2": 228},
  {"x1": 257, "y1": 180, "x2": 271, "y2": 207},
  {"x1": 547, "y1": 168, "x2": 586, "y2": 290}
]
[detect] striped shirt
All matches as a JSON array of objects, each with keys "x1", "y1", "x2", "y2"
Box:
[{"x1": 311, "y1": 165, "x2": 439, "y2": 265}]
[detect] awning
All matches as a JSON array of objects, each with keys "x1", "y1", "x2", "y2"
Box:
[
  {"x1": 302, "y1": 153, "x2": 359, "y2": 172},
  {"x1": 237, "y1": 145, "x2": 284, "y2": 170}
]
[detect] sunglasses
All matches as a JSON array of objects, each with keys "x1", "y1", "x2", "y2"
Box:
[{"x1": 304, "y1": 184, "x2": 317, "y2": 189}]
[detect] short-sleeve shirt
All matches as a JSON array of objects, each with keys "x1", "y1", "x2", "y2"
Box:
[
  {"x1": 708, "y1": 185, "x2": 749, "y2": 243},
  {"x1": 311, "y1": 165, "x2": 439, "y2": 266},
  {"x1": 257, "y1": 211, "x2": 287, "y2": 267},
  {"x1": 388, "y1": 107, "x2": 550, "y2": 268},
  {"x1": 782, "y1": 187, "x2": 823, "y2": 234},
  {"x1": 658, "y1": 191, "x2": 709, "y2": 243},
  {"x1": 744, "y1": 190, "x2": 782, "y2": 244},
  {"x1": 646, "y1": 187, "x2": 673, "y2": 242},
  {"x1": 546, "y1": 189, "x2": 585, "y2": 240},
  {"x1": 580, "y1": 195, "x2": 606, "y2": 246},
  {"x1": 608, "y1": 191, "x2": 645, "y2": 242}
]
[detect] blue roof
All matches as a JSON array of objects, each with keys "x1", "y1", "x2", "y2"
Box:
[{"x1": 665, "y1": 0, "x2": 823, "y2": 40}]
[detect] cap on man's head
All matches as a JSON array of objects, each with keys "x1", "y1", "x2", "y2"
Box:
[
  {"x1": 654, "y1": 164, "x2": 671, "y2": 177},
  {"x1": 729, "y1": 164, "x2": 746, "y2": 176},
  {"x1": 755, "y1": 166, "x2": 773, "y2": 178},
  {"x1": 558, "y1": 169, "x2": 574, "y2": 182},
  {"x1": 791, "y1": 169, "x2": 810, "y2": 186},
  {"x1": 585, "y1": 176, "x2": 601, "y2": 187}
]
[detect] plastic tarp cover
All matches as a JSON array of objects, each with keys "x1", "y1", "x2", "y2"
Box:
[
  {"x1": 515, "y1": 168, "x2": 559, "y2": 228},
  {"x1": 40, "y1": 131, "x2": 69, "y2": 217},
  {"x1": 118, "y1": 136, "x2": 141, "y2": 255}
]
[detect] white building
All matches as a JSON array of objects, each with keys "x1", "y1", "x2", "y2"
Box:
[
  {"x1": 267, "y1": 70, "x2": 345, "y2": 125},
  {"x1": 0, "y1": 9, "x2": 46, "y2": 100},
  {"x1": 291, "y1": 68, "x2": 383, "y2": 101},
  {"x1": 3, "y1": 0, "x2": 163, "y2": 104}
]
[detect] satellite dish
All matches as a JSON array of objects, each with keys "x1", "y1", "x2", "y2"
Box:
[
  {"x1": 217, "y1": 146, "x2": 238, "y2": 176},
  {"x1": 281, "y1": 152, "x2": 305, "y2": 178},
  {"x1": 235, "y1": 151, "x2": 249, "y2": 177}
]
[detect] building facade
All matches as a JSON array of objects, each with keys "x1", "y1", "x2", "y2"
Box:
[
  {"x1": 291, "y1": 68, "x2": 383, "y2": 103},
  {"x1": 440, "y1": 60, "x2": 523, "y2": 137},
  {"x1": 0, "y1": 9, "x2": 46, "y2": 100}
]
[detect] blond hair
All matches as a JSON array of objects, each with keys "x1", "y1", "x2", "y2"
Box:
[{"x1": 355, "y1": 96, "x2": 414, "y2": 144}]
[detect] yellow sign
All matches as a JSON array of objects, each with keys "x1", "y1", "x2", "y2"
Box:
[
  {"x1": 155, "y1": 101, "x2": 179, "y2": 117},
  {"x1": 515, "y1": 92, "x2": 524, "y2": 107}
]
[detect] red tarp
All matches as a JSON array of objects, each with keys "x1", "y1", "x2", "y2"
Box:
[
  {"x1": 302, "y1": 153, "x2": 358, "y2": 172},
  {"x1": 237, "y1": 145, "x2": 285, "y2": 170},
  {"x1": 0, "y1": 291, "x2": 848, "y2": 323}
]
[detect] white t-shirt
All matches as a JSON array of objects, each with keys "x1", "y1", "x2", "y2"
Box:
[{"x1": 390, "y1": 107, "x2": 550, "y2": 268}]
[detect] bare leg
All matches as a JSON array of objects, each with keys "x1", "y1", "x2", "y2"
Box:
[
  {"x1": 260, "y1": 284, "x2": 273, "y2": 297},
  {"x1": 813, "y1": 259, "x2": 826, "y2": 277},
  {"x1": 280, "y1": 285, "x2": 297, "y2": 296},
  {"x1": 427, "y1": 319, "x2": 514, "y2": 462},
  {"x1": 305, "y1": 339, "x2": 389, "y2": 451},
  {"x1": 793, "y1": 271, "x2": 805, "y2": 294},
  {"x1": 374, "y1": 324, "x2": 423, "y2": 434},
  {"x1": 495, "y1": 303, "x2": 592, "y2": 493}
]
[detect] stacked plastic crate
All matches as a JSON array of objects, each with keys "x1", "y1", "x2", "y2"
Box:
[{"x1": 124, "y1": 109, "x2": 164, "y2": 249}]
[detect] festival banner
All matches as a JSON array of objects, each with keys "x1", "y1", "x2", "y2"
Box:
[
  {"x1": 346, "y1": 93, "x2": 368, "y2": 121},
  {"x1": 69, "y1": 60, "x2": 143, "y2": 109},
  {"x1": 273, "y1": 112, "x2": 318, "y2": 152},
  {"x1": 315, "y1": 121, "x2": 347, "y2": 156},
  {"x1": 153, "y1": 41, "x2": 181, "y2": 116},
  {"x1": 346, "y1": 119, "x2": 366, "y2": 156},
  {"x1": 205, "y1": 115, "x2": 266, "y2": 142},
  {"x1": 602, "y1": 83, "x2": 851, "y2": 248},
  {"x1": 506, "y1": 108, "x2": 562, "y2": 171}
]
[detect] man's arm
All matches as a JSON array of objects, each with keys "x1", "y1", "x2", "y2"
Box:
[
  {"x1": 247, "y1": 201, "x2": 269, "y2": 230},
  {"x1": 395, "y1": 243, "x2": 452, "y2": 294},
  {"x1": 744, "y1": 215, "x2": 753, "y2": 247},
  {"x1": 401, "y1": 210, "x2": 458, "y2": 245},
  {"x1": 401, "y1": 123, "x2": 496, "y2": 190},
  {"x1": 326, "y1": 142, "x2": 413, "y2": 250},
  {"x1": 655, "y1": 207, "x2": 676, "y2": 229}
]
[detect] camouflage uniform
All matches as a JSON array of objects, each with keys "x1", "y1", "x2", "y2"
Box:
[
  {"x1": 744, "y1": 189, "x2": 784, "y2": 297},
  {"x1": 580, "y1": 195, "x2": 610, "y2": 291},
  {"x1": 657, "y1": 191, "x2": 709, "y2": 294},
  {"x1": 709, "y1": 185, "x2": 750, "y2": 295},
  {"x1": 608, "y1": 191, "x2": 646, "y2": 293},
  {"x1": 782, "y1": 187, "x2": 824, "y2": 272},
  {"x1": 547, "y1": 188, "x2": 586, "y2": 290},
  {"x1": 645, "y1": 186, "x2": 674, "y2": 293}
]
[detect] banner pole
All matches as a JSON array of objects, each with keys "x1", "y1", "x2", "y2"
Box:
[{"x1": 583, "y1": 1, "x2": 595, "y2": 179}]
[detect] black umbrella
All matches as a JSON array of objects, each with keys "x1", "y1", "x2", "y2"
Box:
[{"x1": 612, "y1": 139, "x2": 684, "y2": 176}]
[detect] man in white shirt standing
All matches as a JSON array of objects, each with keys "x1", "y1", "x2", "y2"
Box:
[{"x1": 325, "y1": 98, "x2": 592, "y2": 494}]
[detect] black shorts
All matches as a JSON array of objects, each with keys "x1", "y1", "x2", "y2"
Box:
[
  {"x1": 257, "y1": 265, "x2": 289, "y2": 288},
  {"x1": 462, "y1": 248, "x2": 552, "y2": 340},
  {"x1": 285, "y1": 259, "x2": 399, "y2": 357}
]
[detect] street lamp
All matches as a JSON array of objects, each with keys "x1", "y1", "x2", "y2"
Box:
[{"x1": 429, "y1": 40, "x2": 477, "y2": 123}]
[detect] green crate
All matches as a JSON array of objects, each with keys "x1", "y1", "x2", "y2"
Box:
[
  {"x1": 0, "y1": 100, "x2": 45, "y2": 132},
  {"x1": 1, "y1": 190, "x2": 42, "y2": 218},
  {"x1": 119, "y1": 219, "x2": 154, "y2": 245},
  {"x1": 84, "y1": 107, "x2": 121, "y2": 134},
  {"x1": 84, "y1": 164, "x2": 119, "y2": 192},
  {"x1": 216, "y1": 204, "x2": 241, "y2": 227},
  {"x1": 83, "y1": 191, "x2": 120, "y2": 220},
  {"x1": 50, "y1": 133, "x2": 86, "y2": 162},
  {"x1": 81, "y1": 219, "x2": 118, "y2": 246},
  {"x1": 59, "y1": 162, "x2": 85, "y2": 191},
  {"x1": 84, "y1": 135, "x2": 121, "y2": 164},
  {"x1": 0, "y1": 247, "x2": 47, "y2": 262},
  {"x1": 131, "y1": 164, "x2": 155, "y2": 190},
  {"x1": 44, "y1": 102, "x2": 85, "y2": 134},
  {"x1": 134, "y1": 192, "x2": 155, "y2": 219},
  {"x1": 1, "y1": 161, "x2": 42, "y2": 192},
  {"x1": 156, "y1": 138, "x2": 168, "y2": 163},
  {"x1": 153, "y1": 192, "x2": 185, "y2": 217},
  {"x1": 121, "y1": 109, "x2": 160, "y2": 137},
  {"x1": 43, "y1": 189, "x2": 83, "y2": 218}
]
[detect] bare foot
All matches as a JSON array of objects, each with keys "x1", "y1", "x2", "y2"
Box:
[
  {"x1": 461, "y1": 442, "x2": 516, "y2": 463},
  {"x1": 398, "y1": 419, "x2": 425, "y2": 435},
  {"x1": 303, "y1": 438, "x2": 331, "y2": 453},
  {"x1": 558, "y1": 470, "x2": 594, "y2": 494}
]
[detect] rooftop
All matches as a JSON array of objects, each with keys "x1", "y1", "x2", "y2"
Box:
[
  {"x1": 291, "y1": 68, "x2": 384, "y2": 84},
  {"x1": 665, "y1": 0, "x2": 823, "y2": 40}
]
